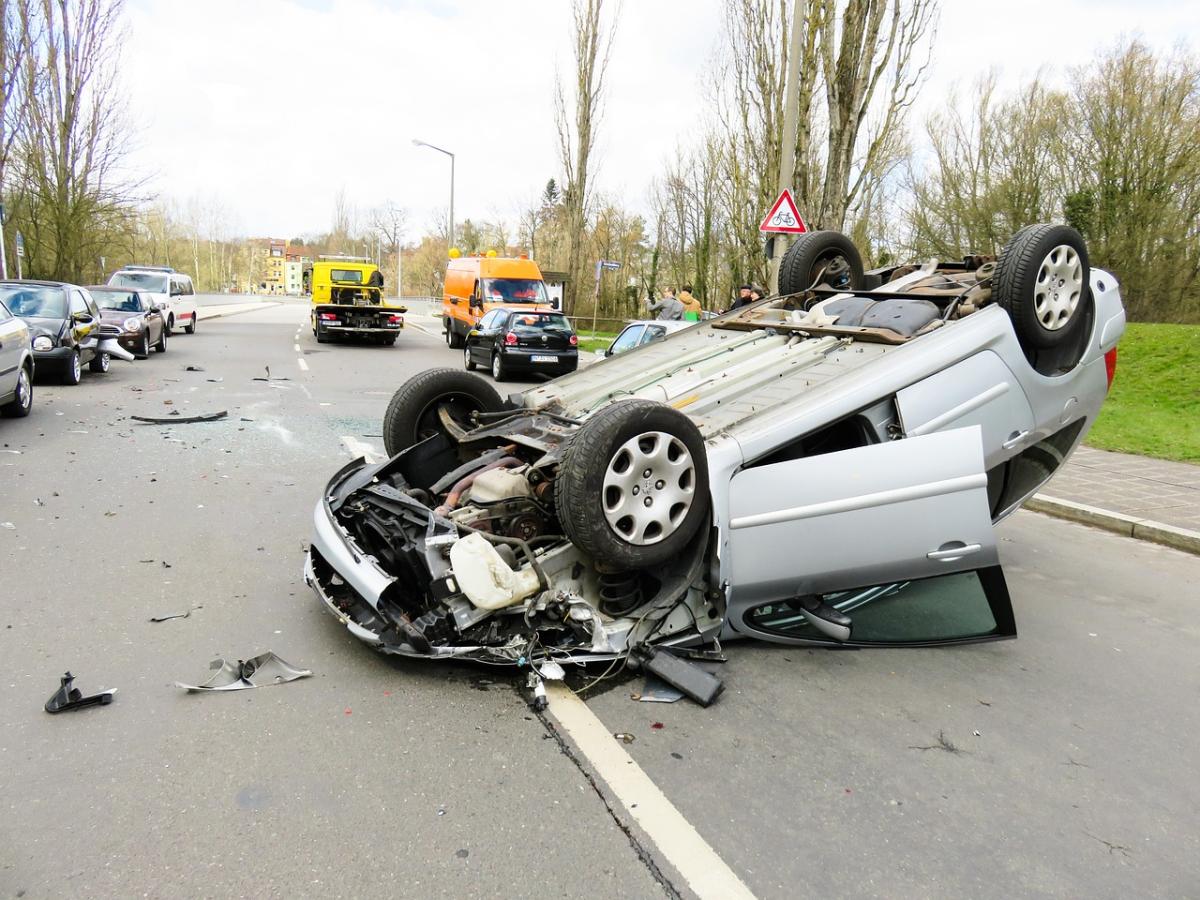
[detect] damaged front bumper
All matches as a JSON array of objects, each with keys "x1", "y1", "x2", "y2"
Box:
[{"x1": 303, "y1": 454, "x2": 715, "y2": 667}]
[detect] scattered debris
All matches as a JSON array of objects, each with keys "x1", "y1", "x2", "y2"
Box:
[
  {"x1": 972, "y1": 729, "x2": 982, "y2": 737},
  {"x1": 908, "y1": 730, "x2": 964, "y2": 754},
  {"x1": 634, "y1": 675, "x2": 685, "y2": 704},
  {"x1": 650, "y1": 721, "x2": 665, "y2": 730},
  {"x1": 185, "y1": 365, "x2": 205, "y2": 372},
  {"x1": 632, "y1": 645, "x2": 724, "y2": 707},
  {"x1": 1, "y1": 522, "x2": 14, "y2": 530},
  {"x1": 149, "y1": 605, "x2": 201, "y2": 623},
  {"x1": 1085, "y1": 832, "x2": 1133, "y2": 857},
  {"x1": 176, "y1": 651, "x2": 312, "y2": 692},
  {"x1": 161, "y1": 560, "x2": 172, "y2": 568},
  {"x1": 45, "y1": 671, "x2": 117, "y2": 714},
  {"x1": 206, "y1": 378, "x2": 223, "y2": 383},
  {"x1": 131, "y1": 410, "x2": 228, "y2": 425},
  {"x1": 613, "y1": 732, "x2": 635, "y2": 744}
]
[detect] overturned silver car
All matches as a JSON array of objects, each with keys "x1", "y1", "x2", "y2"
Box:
[{"x1": 305, "y1": 225, "x2": 1125, "y2": 680}]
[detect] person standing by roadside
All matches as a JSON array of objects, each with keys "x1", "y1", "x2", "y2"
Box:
[
  {"x1": 679, "y1": 284, "x2": 702, "y2": 321},
  {"x1": 646, "y1": 287, "x2": 684, "y2": 321},
  {"x1": 749, "y1": 285, "x2": 766, "y2": 304}
]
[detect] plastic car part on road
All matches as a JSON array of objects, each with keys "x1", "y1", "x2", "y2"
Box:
[{"x1": 176, "y1": 652, "x2": 312, "y2": 692}]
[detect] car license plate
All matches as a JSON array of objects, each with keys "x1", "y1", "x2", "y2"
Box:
[{"x1": 531, "y1": 355, "x2": 558, "y2": 363}]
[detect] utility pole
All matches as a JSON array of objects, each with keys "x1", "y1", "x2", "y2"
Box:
[
  {"x1": 768, "y1": 6, "x2": 806, "y2": 295},
  {"x1": 0, "y1": 203, "x2": 7, "y2": 280},
  {"x1": 413, "y1": 139, "x2": 455, "y2": 250}
]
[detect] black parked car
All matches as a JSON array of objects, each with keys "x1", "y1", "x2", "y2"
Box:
[
  {"x1": 463, "y1": 307, "x2": 578, "y2": 381},
  {"x1": 0, "y1": 280, "x2": 110, "y2": 384}
]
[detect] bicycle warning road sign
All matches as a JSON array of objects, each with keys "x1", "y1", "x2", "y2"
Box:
[{"x1": 759, "y1": 190, "x2": 808, "y2": 234}]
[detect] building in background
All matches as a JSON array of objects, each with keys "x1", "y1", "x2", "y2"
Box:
[{"x1": 245, "y1": 239, "x2": 307, "y2": 295}]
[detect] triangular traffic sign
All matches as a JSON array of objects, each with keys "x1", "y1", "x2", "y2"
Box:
[{"x1": 759, "y1": 190, "x2": 808, "y2": 234}]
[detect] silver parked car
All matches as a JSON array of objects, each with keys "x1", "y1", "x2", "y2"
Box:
[{"x1": 305, "y1": 225, "x2": 1124, "y2": 691}]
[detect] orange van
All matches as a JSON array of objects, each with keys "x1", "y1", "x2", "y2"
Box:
[{"x1": 442, "y1": 255, "x2": 549, "y2": 348}]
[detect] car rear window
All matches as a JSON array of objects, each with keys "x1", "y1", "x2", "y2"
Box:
[
  {"x1": 109, "y1": 272, "x2": 169, "y2": 293},
  {"x1": 330, "y1": 269, "x2": 363, "y2": 283},
  {"x1": 508, "y1": 313, "x2": 572, "y2": 333}
]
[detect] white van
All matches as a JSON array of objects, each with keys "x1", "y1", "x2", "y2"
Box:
[{"x1": 107, "y1": 266, "x2": 199, "y2": 334}]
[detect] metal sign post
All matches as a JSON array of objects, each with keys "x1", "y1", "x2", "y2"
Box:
[
  {"x1": 0, "y1": 202, "x2": 7, "y2": 280},
  {"x1": 590, "y1": 260, "x2": 621, "y2": 334},
  {"x1": 15, "y1": 231, "x2": 23, "y2": 280}
]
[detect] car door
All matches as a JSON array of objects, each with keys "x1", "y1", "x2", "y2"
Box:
[
  {"x1": 607, "y1": 324, "x2": 645, "y2": 356},
  {"x1": 470, "y1": 310, "x2": 497, "y2": 363},
  {"x1": 0, "y1": 301, "x2": 24, "y2": 396},
  {"x1": 725, "y1": 425, "x2": 1014, "y2": 646},
  {"x1": 639, "y1": 324, "x2": 669, "y2": 347},
  {"x1": 141, "y1": 292, "x2": 163, "y2": 341},
  {"x1": 68, "y1": 289, "x2": 95, "y2": 358}
]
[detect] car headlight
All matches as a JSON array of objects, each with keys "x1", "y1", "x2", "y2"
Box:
[
  {"x1": 124, "y1": 317, "x2": 142, "y2": 331},
  {"x1": 32, "y1": 335, "x2": 54, "y2": 351}
]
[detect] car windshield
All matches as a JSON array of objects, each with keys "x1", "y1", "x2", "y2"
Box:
[
  {"x1": 109, "y1": 272, "x2": 169, "y2": 293},
  {"x1": 508, "y1": 313, "x2": 572, "y2": 334},
  {"x1": 94, "y1": 290, "x2": 142, "y2": 312},
  {"x1": 483, "y1": 278, "x2": 546, "y2": 304},
  {"x1": 0, "y1": 285, "x2": 66, "y2": 318}
]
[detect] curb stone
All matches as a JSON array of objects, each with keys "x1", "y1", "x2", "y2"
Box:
[{"x1": 1025, "y1": 494, "x2": 1200, "y2": 556}]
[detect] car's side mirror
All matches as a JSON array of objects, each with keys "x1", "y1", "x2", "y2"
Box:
[
  {"x1": 469, "y1": 297, "x2": 483, "y2": 309},
  {"x1": 72, "y1": 311, "x2": 93, "y2": 324}
]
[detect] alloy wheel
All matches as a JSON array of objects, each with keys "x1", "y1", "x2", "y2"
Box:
[
  {"x1": 601, "y1": 430, "x2": 696, "y2": 545},
  {"x1": 1034, "y1": 244, "x2": 1083, "y2": 331}
]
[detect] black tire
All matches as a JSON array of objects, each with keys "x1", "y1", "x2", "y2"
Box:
[
  {"x1": 61, "y1": 350, "x2": 82, "y2": 385},
  {"x1": 89, "y1": 351, "x2": 110, "y2": 374},
  {"x1": 464, "y1": 345, "x2": 477, "y2": 371},
  {"x1": 382, "y1": 367, "x2": 504, "y2": 456},
  {"x1": 555, "y1": 399, "x2": 710, "y2": 570},
  {"x1": 184, "y1": 313, "x2": 196, "y2": 334},
  {"x1": 994, "y1": 224, "x2": 1091, "y2": 351},
  {"x1": 155, "y1": 327, "x2": 168, "y2": 353},
  {"x1": 136, "y1": 332, "x2": 151, "y2": 359},
  {"x1": 446, "y1": 321, "x2": 465, "y2": 349},
  {"x1": 491, "y1": 352, "x2": 506, "y2": 382},
  {"x1": 166, "y1": 315, "x2": 175, "y2": 336},
  {"x1": 778, "y1": 230, "x2": 864, "y2": 295},
  {"x1": 315, "y1": 322, "x2": 329, "y2": 343},
  {"x1": 1, "y1": 365, "x2": 32, "y2": 418}
]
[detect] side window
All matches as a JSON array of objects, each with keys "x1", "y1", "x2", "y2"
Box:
[
  {"x1": 184, "y1": 278, "x2": 194, "y2": 296},
  {"x1": 69, "y1": 290, "x2": 89, "y2": 316},
  {"x1": 609, "y1": 325, "x2": 644, "y2": 354},
  {"x1": 84, "y1": 290, "x2": 100, "y2": 317},
  {"x1": 0, "y1": 302, "x2": 10, "y2": 323},
  {"x1": 478, "y1": 310, "x2": 497, "y2": 329},
  {"x1": 640, "y1": 325, "x2": 667, "y2": 345}
]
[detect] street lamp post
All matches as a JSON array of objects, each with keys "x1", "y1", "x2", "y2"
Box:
[{"x1": 413, "y1": 139, "x2": 455, "y2": 251}]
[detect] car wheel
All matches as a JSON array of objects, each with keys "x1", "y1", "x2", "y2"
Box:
[
  {"x1": 155, "y1": 326, "x2": 168, "y2": 353},
  {"x1": 778, "y1": 230, "x2": 864, "y2": 295},
  {"x1": 446, "y1": 322, "x2": 464, "y2": 349},
  {"x1": 88, "y1": 351, "x2": 110, "y2": 374},
  {"x1": 61, "y1": 350, "x2": 82, "y2": 385},
  {"x1": 315, "y1": 322, "x2": 328, "y2": 343},
  {"x1": 382, "y1": 367, "x2": 504, "y2": 456},
  {"x1": 184, "y1": 313, "x2": 196, "y2": 334},
  {"x1": 464, "y1": 345, "x2": 477, "y2": 371},
  {"x1": 166, "y1": 314, "x2": 175, "y2": 335},
  {"x1": 994, "y1": 224, "x2": 1092, "y2": 351},
  {"x1": 555, "y1": 399, "x2": 710, "y2": 570},
  {"x1": 137, "y1": 332, "x2": 151, "y2": 359},
  {"x1": 491, "y1": 352, "x2": 506, "y2": 382},
  {"x1": 0, "y1": 366, "x2": 32, "y2": 418}
]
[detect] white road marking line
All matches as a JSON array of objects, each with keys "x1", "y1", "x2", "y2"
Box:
[
  {"x1": 340, "y1": 435, "x2": 382, "y2": 463},
  {"x1": 408, "y1": 320, "x2": 431, "y2": 335},
  {"x1": 298, "y1": 358, "x2": 309, "y2": 371},
  {"x1": 294, "y1": 343, "x2": 301, "y2": 352},
  {"x1": 547, "y1": 684, "x2": 756, "y2": 899}
]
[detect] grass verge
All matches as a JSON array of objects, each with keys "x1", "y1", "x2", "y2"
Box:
[{"x1": 1086, "y1": 322, "x2": 1199, "y2": 463}]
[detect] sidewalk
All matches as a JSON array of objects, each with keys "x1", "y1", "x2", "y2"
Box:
[
  {"x1": 196, "y1": 300, "x2": 281, "y2": 320},
  {"x1": 1028, "y1": 446, "x2": 1200, "y2": 553}
]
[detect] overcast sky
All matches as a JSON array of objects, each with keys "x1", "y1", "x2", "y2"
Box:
[{"x1": 121, "y1": 0, "x2": 1199, "y2": 240}]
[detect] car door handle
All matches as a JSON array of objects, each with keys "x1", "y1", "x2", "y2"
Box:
[
  {"x1": 927, "y1": 542, "x2": 982, "y2": 561},
  {"x1": 1002, "y1": 430, "x2": 1030, "y2": 450}
]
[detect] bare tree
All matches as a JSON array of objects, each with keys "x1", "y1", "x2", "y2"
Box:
[
  {"x1": 554, "y1": 0, "x2": 617, "y2": 315},
  {"x1": 11, "y1": 0, "x2": 136, "y2": 280},
  {"x1": 370, "y1": 200, "x2": 407, "y2": 296}
]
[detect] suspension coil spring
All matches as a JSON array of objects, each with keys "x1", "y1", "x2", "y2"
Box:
[{"x1": 598, "y1": 570, "x2": 643, "y2": 617}]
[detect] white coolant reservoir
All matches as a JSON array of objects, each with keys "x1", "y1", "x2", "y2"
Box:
[{"x1": 448, "y1": 533, "x2": 541, "y2": 610}]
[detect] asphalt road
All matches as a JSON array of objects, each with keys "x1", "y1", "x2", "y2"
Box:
[{"x1": 2, "y1": 300, "x2": 1197, "y2": 899}]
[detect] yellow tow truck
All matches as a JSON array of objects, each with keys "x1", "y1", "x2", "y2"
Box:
[{"x1": 310, "y1": 256, "x2": 407, "y2": 345}]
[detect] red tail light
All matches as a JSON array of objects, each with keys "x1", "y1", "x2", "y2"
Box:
[
  {"x1": 387, "y1": 315, "x2": 404, "y2": 324},
  {"x1": 318, "y1": 313, "x2": 338, "y2": 321},
  {"x1": 504, "y1": 332, "x2": 517, "y2": 345},
  {"x1": 1104, "y1": 346, "x2": 1118, "y2": 391},
  {"x1": 569, "y1": 334, "x2": 578, "y2": 346}
]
